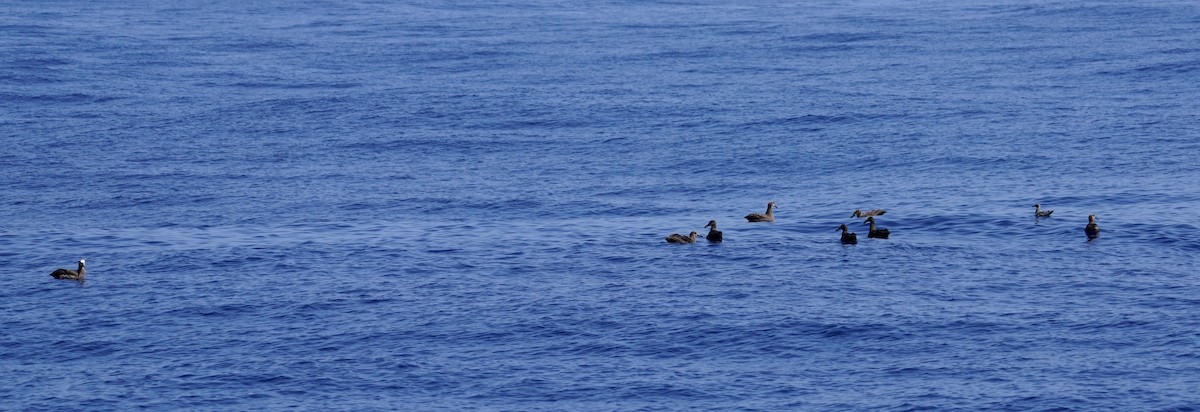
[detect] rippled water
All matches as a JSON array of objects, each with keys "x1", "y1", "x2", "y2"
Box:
[{"x1": 3, "y1": 1, "x2": 1200, "y2": 410}]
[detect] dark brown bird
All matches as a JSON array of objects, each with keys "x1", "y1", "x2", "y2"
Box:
[
  {"x1": 851, "y1": 209, "x2": 886, "y2": 218},
  {"x1": 1033, "y1": 204, "x2": 1053, "y2": 218},
  {"x1": 745, "y1": 201, "x2": 776, "y2": 222},
  {"x1": 704, "y1": 220, "x2": 723, "y2": 243},
  {"x1": 862, "y1": 216, "x2": 890, "y2": 239},
  {"x1": 50, "y1": 259, "x2": 86, "y2": 281},
  {"x1": 666, "y1": 231, "x2": 699, "y2": 244},
  {"x1": 837, "y1": 224, "x2": 857, "y2": 244},
  {"x1": 1085, "y1": 214, "x2": 1100, "y2": 240}
]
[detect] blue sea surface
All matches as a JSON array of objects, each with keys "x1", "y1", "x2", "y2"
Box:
[{"x1": 3, "y1": 0, "x2": 1200, "y2": 410}]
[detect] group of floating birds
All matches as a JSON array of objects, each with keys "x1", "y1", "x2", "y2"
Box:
[
  {"x1": 666, "y1": 202, "x2": 1101, "y2": 244},
  {"x1": 47, "y1": 203, "x2": 1102, "y2": 282}
]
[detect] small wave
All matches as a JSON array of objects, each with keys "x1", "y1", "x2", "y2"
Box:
[
  {"x1": 0, "y1": 24, "x2": 55, "y2": 32},
  {"x1": 0, "y1": 73, "x2": 65, "y2": 84},
  {"x1": 199, "y1": 39, "x2": 308, "y2": 53},
  {"x1": 195, "y1": 80, "x2": 362, "y2": 90},
  {"x1": 740, "y1": 114, "x2": 856, "y2": 128},
  {"x1": 9, "y1": 56, "x2": 73, "y2": 67},
  {"x1": 1136, "y1": 59, "x2": 1200, "y2": 75},
  {"x1": 1097, "y1": 59, "x2": 1200, "y2": 78},
  {"x1": 794, "y1": 31, "x2": 896, "y2": 44},
  {"x1": 285, "y1": 20, "x2": 346, "y2": 30},
  {"x1": 0, "y1": 92, "x2": 113, "y2": 104},
  {"x1": 1024, "y1": 3, "x2": 1172, "y2": 20}
]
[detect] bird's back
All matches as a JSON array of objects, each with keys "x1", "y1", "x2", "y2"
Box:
[
  {"x1": 744, "y1": 213, "x2": 773, "y2": 222},
  {"x1": 666, "y1": 233, "x2": 695, "y2": 244},
  {"x1": 50, "y1": 268, "x2": 81, "y2": 280},
  {"x1": 706, "y1": 229, "x2": 723, "y2": 242}
]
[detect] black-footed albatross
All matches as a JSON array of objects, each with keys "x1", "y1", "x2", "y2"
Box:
[
  {"x1": 666, "y1": 231, "x2": 699, "y2": 244},
  {"x1": 1085, "y1": 214, "x2": 1100, "y2": 240},
  {"x1": 862, "y1": 216, "x2": 890, "y2": 239},
  {"x1": 1033, "y1": 204, "x2": 1053, "y2": 218},
  {"x1": 704, "y1": 220, "x2": 723, "y2": 243},
  {"x1": 837, "y1": 224, "x2": 858, "y2": 244},
  {"x1": 851, "y1": 209, "x2": 886, "y2": 218},
  {"x1": 745, "y1": 202, "x2": 776, "y2": 222},
  {"x1": 51, "y1": 259, "x2": 86, "y2": 280}
]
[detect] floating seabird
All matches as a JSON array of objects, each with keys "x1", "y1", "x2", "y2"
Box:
[
  {"x1": 862, "y1": 216, "x2": 890, "y2": 239},
  {"x1": 1033, "y1": 203, "x2": 1054, "y2": 218},
  {"x1": 851, "y1": 209, "x2": 887, "y2": 218},
  {"x1": 1085, "y1": 214, "x2": 1100, "y2": 240},
  {"x1": 704, "y1": 220, "x2": 723, "y2": 243},
  {"x1": 837, "y1": 224, "x2": 858, "y2": 244},
  {"x1": 745, "y1": 202, "x2": 776, "y2": 222},
  {"x1": 50, "y1": 259, "x2": 86, "y2": 281},
  {"x1": 666, "y1": 231, "x2": 699, "y2": 244}
]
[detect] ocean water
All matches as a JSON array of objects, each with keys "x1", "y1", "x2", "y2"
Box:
[{"x1": 3, "y1": 0, "x2": 1200, "y2": 410}]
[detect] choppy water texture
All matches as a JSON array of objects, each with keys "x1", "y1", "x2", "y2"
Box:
[{"x1": 3, "y1": 1, "x2": 1200, "y2": 410}]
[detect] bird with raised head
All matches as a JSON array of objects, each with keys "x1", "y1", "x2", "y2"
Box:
[
  {"x1": 745, "y1": 202, "x2": 776, "y2": 222},
  {"x1": 837, "y1": 224, "x2": 857, "y2": 244},
  {"x1": 704, "y1": 220, "x2": 723, "y2": 243},
  {"x1": 1033, "y1": 203, "x2": 1053, "y2": 218},
  {"x1": 50, "y1": 259, "x2": 86, "y2": 281},
  {"x1": 863, "y1": 216, "x2": 890, "y2": 239},
  {"x1": 1085, "y1": 214, "x2": 1100, "y2": 240}
]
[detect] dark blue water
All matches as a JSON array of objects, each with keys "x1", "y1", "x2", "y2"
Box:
[{"x1": 4, "y1": 1, "x2": 1200, "y2": 410}]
